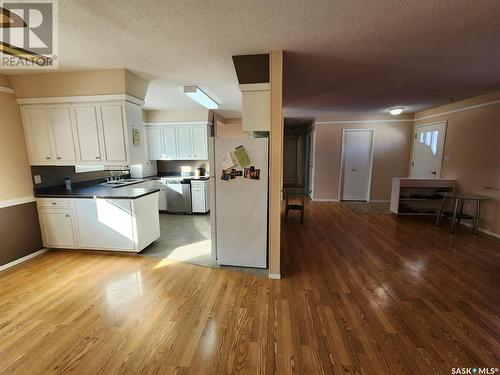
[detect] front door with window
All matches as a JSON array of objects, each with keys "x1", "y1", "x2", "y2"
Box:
[{"x1": 410, "y1": 122, "x2": 447, "y2": 178}]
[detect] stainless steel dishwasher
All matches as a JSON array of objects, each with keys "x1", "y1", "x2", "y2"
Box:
[{"x1": 165, "y1": 180, "x2": 192, "y2": 214}]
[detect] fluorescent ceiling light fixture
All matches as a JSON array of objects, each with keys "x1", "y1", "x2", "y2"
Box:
[
  {"x1": 389, "y1": 107, "x2": 404, "y2": 115},
  {"x1": 183, "y1": 86, "x2": 218, "y2": 109}
]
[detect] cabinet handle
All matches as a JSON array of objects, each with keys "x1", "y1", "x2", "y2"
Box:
[
  {"x1": 51, "y1": 202, "x2": 57, "y2": 205},
  {"x1": 95, "y1": 156, "x2": 100, "y2": 160},
  {"x1": 65, "y1": 215, "x2": 70, "y2": 218},
  {"x1": 46, "y1": 156, "x2": 51, "y2": 160},
  {"x1": 57, "y1": 156, "x2": 62, "y2": 160}
]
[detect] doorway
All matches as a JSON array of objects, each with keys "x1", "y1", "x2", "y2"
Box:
[
  {"x1": 340, "y1": 129, "x2": 374, "y2": 201},
  {"x1": 410, "y1": 122, "x2": 447, "y2": 178}
]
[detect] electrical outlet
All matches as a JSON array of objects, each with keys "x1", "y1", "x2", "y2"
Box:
[{"x1": 34, "y1": 175, "x2": 42, "y2": 184}]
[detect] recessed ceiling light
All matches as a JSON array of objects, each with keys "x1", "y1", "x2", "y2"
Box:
[
  {"x1": 389, "y1": 107, "x2": 404, "y2": 115},
  {"x1": 183, "y1": 86, "x2": 218, "y2": 109}
]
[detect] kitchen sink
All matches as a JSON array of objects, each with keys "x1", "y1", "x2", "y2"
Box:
[{"x1": 100, "y1": 179, "x2": 144, "y2": 188}]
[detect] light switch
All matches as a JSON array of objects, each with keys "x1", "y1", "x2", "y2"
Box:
[{"x1": 34, "y1": 175, "x2": 42, "y2": 184}]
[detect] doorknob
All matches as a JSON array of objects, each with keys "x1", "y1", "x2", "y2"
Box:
[
  {"x1": 352, "y1": 169, "x2": 356, "y2": 172},
  {"x1": 431, "y1": 171, "x2": 437, "y2": 175}
]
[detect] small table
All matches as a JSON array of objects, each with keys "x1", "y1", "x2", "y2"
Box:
[
  {"x1": 282, "y1": 187, "x2": 311, "y2": 223},
  {"x1": 435, "y1": 192, "x2": 489, "y2": 234}
]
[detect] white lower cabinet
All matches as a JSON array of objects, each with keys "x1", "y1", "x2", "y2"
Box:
[
  {"x1": 36, "y1": 194, "x2": 160, "y2": 252},
  {"x1": 191, "y1": 180, "x2": 210, "y2": 213},
  {"x1": 38, "y1": 209, "x2": 77, "y2": 249}
]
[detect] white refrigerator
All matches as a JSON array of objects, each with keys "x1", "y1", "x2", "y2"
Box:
[{"x1": 211, "y1": 138, "x2": 268, "y2": 268}]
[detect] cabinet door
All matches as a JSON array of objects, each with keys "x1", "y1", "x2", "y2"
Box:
[
  {"x1": 100, "y1": 105, "x2": 127, "y2": 162},
  {"x1": 163, "y1": 127, "x2": 177, "y2": 159},
  {"x1": 41, "y1": 211, "x2": 76, "y2": 248},
  {"x1": 23, "y1": 107, "x2": 53, "y2": 163},
  {"x1": 191, "y1": 187, "x2": 206, "y2": 213},
  {"x1": 73, "y1": 106, "x2": 102, "y2": 162},
  {"x1": 176, "y1": 127, "x2": 192, "y2": 159},
  {"x1": 148, "y1": 127, "x2": 164, "y2": 159},
  {"x1": 191, "y1": 126, "x2": 208, "y2": 159},
  {"x1": 49, "y1": 106, "x2": 76, "y2": 162}
]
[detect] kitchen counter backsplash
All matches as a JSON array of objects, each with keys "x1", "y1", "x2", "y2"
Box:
[
  {"x1": 31, "y1": 166, "x2": 129, "y2": 189},
  {"x1": 157, "y1": 160, "x2": 209, "y2": 176}
]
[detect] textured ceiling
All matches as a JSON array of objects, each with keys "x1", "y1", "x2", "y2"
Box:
[{"x1": 2, "y1": 0, "x2": 499, "y2": 117}]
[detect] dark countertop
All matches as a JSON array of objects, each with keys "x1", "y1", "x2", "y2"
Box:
[{"x1": 35, "y1": 183, "x2": 160, "y2": 200}]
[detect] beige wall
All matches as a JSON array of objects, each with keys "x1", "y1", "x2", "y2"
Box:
[
  {"x1": 9, "y1": 69, "x2": 126, "y2": 98},
  {"x1": 124, "y1": 70, "x2": 149, "y2": 100},
  {"x1": 144, "y1": 108, "x2": 210, "y2": 123},
  {"x1": 215, "y1": 118, "x2": 249, "y2": 139},
  {"x1": 313, "y1": 118, "x2": 413, "y2": 201},
  {"x1": 0, "y1": 75, "x2": 12, "y2": 88},
  {"x1": 0, "y1": 77, "x2": 33, "y2": 201},
  {"x1": 414, "y1": 90, "x2": 500, "y2": 236}
]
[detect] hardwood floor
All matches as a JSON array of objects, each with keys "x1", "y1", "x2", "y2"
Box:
[{"x1": 0, "y1": 201, "x2": 499, "y2": 374}]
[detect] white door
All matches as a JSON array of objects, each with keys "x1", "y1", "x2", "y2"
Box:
[
  {"x1": 23, "y1": 107, "x2": 53, "y2": 163},
  {"x1": 49, "y1": 106, "x2": 76, "y2": 162},
  {"x1": 176, "y1": 127, "x2": 192, "y2": 159},
  {"x1": 341, "y1": 129, "x2": 374, "y2": 201},
  {"x1": 191, "y1": 126, "x2": 208, "y2": 159},
  {"x1": 100, "y1": 105, "x2": 127, "y2": 162},
  {"x1": 73, "y1": 106, "x2": 102, "y2": 162},
  {"x1": 41, "y1": 211, "x2": 76, "y2": 248},
  {"x1": 148, "y1": 127, "x2": 163, "y2": 159},
  {"x1": 163, "y1": 127, "x2": 177, "y2": 159},
  {"x1": 410, "y1": 122, "x2": 447, "y2": 178}
]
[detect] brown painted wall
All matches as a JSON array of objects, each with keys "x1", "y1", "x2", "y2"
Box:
[
  {"x1": 414, "y1": 90, "x2": 500, "y2": 235},
  {"x1": 215, "y1": 118, "x2": 249, "y2": 139},
  {"x1": 0, "y1": 202, "x2": 43, "y2": 266},
  {"x1": 313, "y1": 120, "x2": 413, "y2": 201}
]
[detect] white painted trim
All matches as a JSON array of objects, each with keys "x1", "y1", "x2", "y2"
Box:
[
  {"x1": 315, "y1": 119, "x2": 413, "y2": 125},
  {"x1": 0, "y1": 85, "x2": 15, "y2": 94},
  {"x1": 310, "y1": 128, "x2": 316, "y2": 199},
  {"x1": 268, "y1": 272, "x2": 281, "y2": 279},
  {"x1": 0, "y1": 195, "x2": 36, "y2": 209},
  {"x1": 312, "y1": 198, "x2": 339, "y2": 202},
  {"x1": 415, "y1": 99, "x2": 500, "y2": 121},
  {"x1": 0, "y1": 249, "x2": 47, "y2": 272},
  {"x1": 17, "y1": 94, "x2": 144, "y2": 106},
  {"x1": 239, "y1": 83, "x2": 270, "y2": 92},
  {"x1": 369, "y1": 200, "x2": 390, "y2": 203},
  {"x1": 339, "y1": 129, "x2": 375, "y2": 202}
]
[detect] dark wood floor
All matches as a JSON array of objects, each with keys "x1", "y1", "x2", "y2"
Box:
[{"x1": 0, "y1": 201, "x2": 498, "y2": 374}]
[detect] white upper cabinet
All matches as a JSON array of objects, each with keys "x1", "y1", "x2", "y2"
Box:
[
  {"x1": 146, "y1": 124, "x2": 209, "y2": 160},
  {"x1": 20, "y1": 97, "x2": 147, "y2": 166},
  {"x1": 176, "y1": 127, "x2": 192, "y2": 159},
  {"x1": 73, "y1": 106, "x2": 102, "y2": 162},
  {"x1": 191, "y1": 126, "x2": 208, "y2": 159},
  {"x1": 49, "y1": 106, "x2": 76, "y2": 162},
  {"x1": 148, "y1": 127, "x2": 164, "y2": 160},
  {"x1": 22, "y1": 106, "x2": 53, "y2": 163},
  {"x1": 163, "y1": 127, "x2": 177, "y2": 159},
  {"x1": 100, "y1": 105, "x2": 127, "y2": 162}
]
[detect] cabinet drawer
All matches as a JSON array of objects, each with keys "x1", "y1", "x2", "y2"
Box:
[
  {"x1": 37, "y1": 199, "x2": 71, "y2": 208},
  {"x1": 190, "y1": 180, "x2": 207, "y2": 188}
]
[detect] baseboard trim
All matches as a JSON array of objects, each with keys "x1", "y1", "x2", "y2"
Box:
[
  {"x1": 0, "y1": 249, "x2": 47, "y2": 272},
  {"x1": 460, "y1": 222, "x2": 500, "y2": 239},
  {"x1": 268, "y1": 273, "x2": 281, "y2": 279},
  {"x1": 369, "y1": 200, "x2": 390, "y2": 203},
  {"x1": 312, "y1": 198, "x2": 339, "y2": 202}
]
